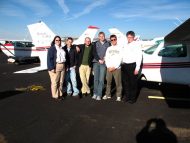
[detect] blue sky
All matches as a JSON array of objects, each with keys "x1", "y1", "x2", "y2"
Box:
[{"x1": 0, "y1": 0, "x2": 189, "y2": 40}]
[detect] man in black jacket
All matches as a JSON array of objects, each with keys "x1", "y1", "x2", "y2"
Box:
[
  {"x1": 63, "y1": 37, "x2": 79, "y2": 97},
  {"x1": 76, "y1": 37, "x2": 94, "y2": 97}
]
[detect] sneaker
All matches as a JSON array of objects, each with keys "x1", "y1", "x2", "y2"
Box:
[
  {"x1": 67, "y1": 93, "x2": 72, "y2": 96},
  {"x1": 116, "y1": 97, "x2": 121, "y2": 101},
  {"x1": 103, "y1": 95, "x2": 111, "y2": 100},
  {"x1": 92, "y1": 95, "x2": 97, "y2": 99},
  {"x1": 96, "y1": 96, "x2": 101, "y2": 101}
]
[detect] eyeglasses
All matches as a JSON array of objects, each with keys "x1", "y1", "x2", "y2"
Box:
[
  {"x1": 55, "y1": 39, "x2": 61, "y2": 41},
  {"x1": 111, "y1": 39, "x2": 117, "y2": 41}
]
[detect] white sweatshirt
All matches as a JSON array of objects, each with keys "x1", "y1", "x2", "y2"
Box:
[
  {"x1": 122, "y1": 41, "x2": 142, "y2": 71},
  {"x1": 105, "y1": 44, "x2": 123, "y2": 69}
]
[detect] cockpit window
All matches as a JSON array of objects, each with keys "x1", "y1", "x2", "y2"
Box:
[
  {"x1": 144, "y1": 43, "x2": 159, "y2": 55},
  {"x1": 13, "y1": 42, "x2": 34, "y2": 47},
  {"x1": 158, "y1": 44, "x2": 187, "y2": 57}
]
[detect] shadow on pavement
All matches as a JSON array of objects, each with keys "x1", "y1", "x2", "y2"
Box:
[
  {"x1": 136, "y1": 118, "x2": 178, "y2": 143},
  {"x1": 0, "y1": 90, "x2": 24, "y2": 100},
  {"x1": 138, "y1": 81, "x2": 190, "y2": 108}
]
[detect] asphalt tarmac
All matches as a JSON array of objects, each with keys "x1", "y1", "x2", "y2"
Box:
[{"x1": 0, "y1": 52, "x2": 190, "y2": 143}]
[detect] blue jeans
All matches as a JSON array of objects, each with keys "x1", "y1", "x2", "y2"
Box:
[
  {"x1": 93, "y1": 62, "x2": 106, "y2": 97},
  {"x1": 65, "y1": 67, "x2": 79, "y2": 96}
]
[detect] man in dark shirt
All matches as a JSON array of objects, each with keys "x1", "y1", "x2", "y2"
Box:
[
  {"x1": 64, "y1": 37, "x2": 79, "y2": 97},
  {"x1": 76, "y1": 37, "x2": 94, "y2": 97}
]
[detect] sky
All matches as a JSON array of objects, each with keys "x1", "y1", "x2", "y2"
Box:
[{"x1": 0, "y1": 0, "x2": 189, "y2": 40}]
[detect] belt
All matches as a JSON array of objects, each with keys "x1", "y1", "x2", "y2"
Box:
[{"x1": 57, "y1": 62, "x2": 64, "y2": 64}]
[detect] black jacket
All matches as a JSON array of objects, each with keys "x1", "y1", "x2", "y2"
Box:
[
  {"x1": 63, "y1": 45, "x2": 77, "y2": 69},
  {"x1": 77, "y1": 44, "x2": 94, "y2": 67},
  {"x1": 47, "y1": 45, "x2": 57, "y2": 71}
]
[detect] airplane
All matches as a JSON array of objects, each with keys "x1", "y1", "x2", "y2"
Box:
[
  {"x1": 108, "y1": 28, "x2": 162, "y2": 49},
  {"x1": 108, "y1": 19, "x2": 190, "y2": 86},
  {"x1": 141, "y1": 18, "x2": 190, "y2": 85},
  {"x1": 0, "y1": 21, "x2": 99, "y2": 73}
]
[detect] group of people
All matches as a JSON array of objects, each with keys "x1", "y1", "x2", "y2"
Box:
[{"x1": 47, "y1": 31, "x2": 142, "y2": 104}]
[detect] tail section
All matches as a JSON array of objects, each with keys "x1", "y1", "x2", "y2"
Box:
[
  {"x1": 27, "y1": 21, "x2": 55, "y2": 47},
  {"x1": 108, "y1": 28, "x2": 126, "y2": 47},
  {"x1": 73, "y1": 26, "x2": 99, "y2": 45}
]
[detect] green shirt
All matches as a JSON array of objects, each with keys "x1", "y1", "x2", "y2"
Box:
[{"x1": 82, "y1": 45, "x2": 91, "y2": 65}]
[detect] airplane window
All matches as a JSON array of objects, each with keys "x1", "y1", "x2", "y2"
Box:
[
  {"x1": 144, "y1": 43, "x2": 159, "y2": 55},
  {"x1": 15, "y1": 42, "x2": 25, "y2": 47},
  {"x1": 158, "y1": 44, "x2": 187, "y2": 57},
  {"x1": 25, "y1": 42, "x2": 34, "y2": 47}
]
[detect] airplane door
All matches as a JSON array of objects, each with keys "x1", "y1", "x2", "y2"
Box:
[{"x1": 158, "y1": 43, "x2": 190, "y2": 84}]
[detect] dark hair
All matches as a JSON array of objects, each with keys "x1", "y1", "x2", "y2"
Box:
[
  {"x1": 67, "y1": 37, "x2": 73, "y2": 42},
  {"x1": 51, "y1": 35, "x2": 61, "y2": 46},
  {"x1": 98, "y1": 31, "x2": 105, "y2": 37},
  {"x1": 126, "y1": 31, "x2": 135, "y2": 37},
  {"x1": 110, "y1": 34, "x2": 117, "y2": 39}
]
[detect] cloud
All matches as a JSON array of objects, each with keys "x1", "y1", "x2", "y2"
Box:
[
  {"x1": 111, "y1": 0, "x2": 190, "y2": 21},
  {"x1": 13, "y1": 0, "x2": 52, "y2": 17},
  {"x1": 0, "y1": 3, "x2": 25, "y2": 17},
  {"x1": 56, "y1": 0, "x2": 69, "y2": 14},
  {"x1": 66, "y1": 0, "x2": 108, "y2": 20},
  {"x1": 112, "y1": 13, "x2": 142, "y2": 19}
]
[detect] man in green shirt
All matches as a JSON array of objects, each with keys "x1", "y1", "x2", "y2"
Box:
[{"x1": 77, "y1": 37, "x2": 94, "y2": 97}]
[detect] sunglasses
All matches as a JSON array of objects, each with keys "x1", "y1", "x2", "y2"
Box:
[
  {"x1": 111, "y1": 39, "x2": 117, "y2": 41},
  {"x1": 127, "y1": 36, "x2": 134, "y2": 39},
  {"x1": 55, "y1": 39, "x2": 61, "y2": 41}
]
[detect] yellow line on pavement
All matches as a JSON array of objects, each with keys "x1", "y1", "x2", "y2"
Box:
[
  {"x1": 148, "y1": 96, "x2": 165, "y2": 99},
  {"x1": 148, "y1": 96, "x2": 190, "y2": 101}
]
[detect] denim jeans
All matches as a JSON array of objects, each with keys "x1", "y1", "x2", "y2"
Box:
[
  {"x1": 65, "y1": 67, "x2": 79, "y2": 96},
  {"x1": 93, "y1": 62, "x2": 106, "y2": 97}
]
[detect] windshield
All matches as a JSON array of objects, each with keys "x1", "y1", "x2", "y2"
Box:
[{"x1": 144, "y1": 43, "x2": 159, "y2": 55}]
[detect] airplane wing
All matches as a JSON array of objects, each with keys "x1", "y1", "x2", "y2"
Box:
[
  {"x1": 164, "y1": 18, "x2": 190, "y2": 46},
  {"x1": 14, "y1": 50, "x2": 48, "y2": 73}
]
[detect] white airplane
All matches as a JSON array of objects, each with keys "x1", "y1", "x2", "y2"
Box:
[
  {"x1": 0, "y1": 21, "x2": 99, "y2": 73},
  {"x1": 141, "y1": 37, "x2": 164, "y2": 50},
  {"x1": 108, "y1": 28, "x2": 163, "y2": 50},
  {"x1": 141, "y1": 18, "x2": 190, "y2": 85},
  {"x1": 108, "y1": 20, "x2": 190, "y2": 86}
]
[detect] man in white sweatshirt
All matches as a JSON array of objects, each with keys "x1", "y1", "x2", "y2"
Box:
[
  {"x1": 122, "y1": 31, "x2": 142, "y2": 103},
  {"x1": 103, "y1": 35, "x2": 123, "y2": 101}
]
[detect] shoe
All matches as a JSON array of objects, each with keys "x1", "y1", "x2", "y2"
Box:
[
  {"x1": 86, "y1": 93, "x2": 91, "y2": 96},
  {"x1": 67, "y1": 93, "x2": 72, "y2": 96},
  {"x1": 56, "y1": 96, "x2": 64, "y2": 101},
  {"x1": 116, "y1": 97, "x2": 121, "y2": 101},
  {"x1": 96, "y1": 96, "x2": 101, "y2": 101},
  {"x1": 128, "y1": 100, "x2": 136, "y2": 104},
  {"x1": 103, "y1": 95, "x2": 111, "y2": 100},
  {"x1": 92, "y1": 95, "x2": 97, "y2": 99},
  {"x1": 82, "y1": 93, "x2": 87, "y2": 97},
  {"x1": 122, "y1": 97, "x2": 130, "y2": 103}
]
